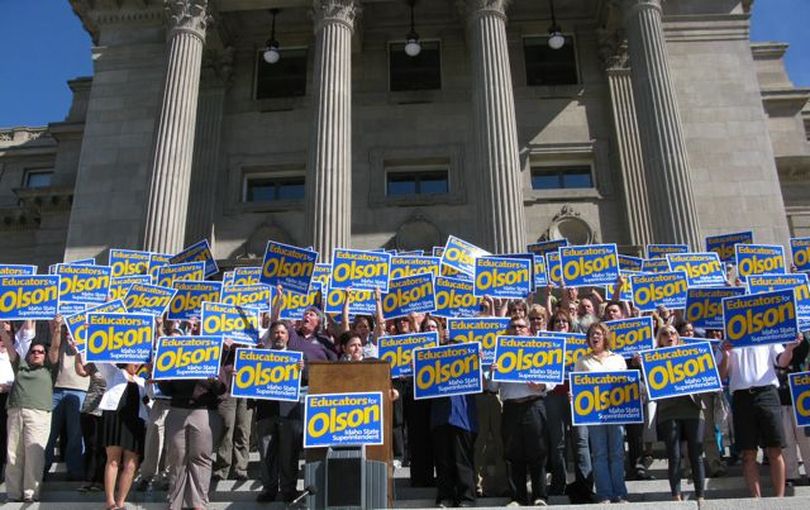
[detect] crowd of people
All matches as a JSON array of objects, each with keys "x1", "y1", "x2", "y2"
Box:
[{"x1": 0, "y1": 275, "x2": 809, "y2": 509}]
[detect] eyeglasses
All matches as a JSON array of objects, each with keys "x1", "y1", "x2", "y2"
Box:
[{"x1": 29, "y1": 349, "x2": 45, "y2": 355}]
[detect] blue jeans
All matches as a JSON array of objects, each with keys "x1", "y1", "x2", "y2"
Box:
[
  {"x1": 588, "y1": 425, "x2": 627, "y2": 502},
  {"x1": 45, "y1": 388, "x2": 86, "y2": 479}
]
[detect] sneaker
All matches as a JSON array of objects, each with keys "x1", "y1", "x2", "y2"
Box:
[
  {"x1": 533, "y1": 498, "x2": 548, "y2": 506},
  {"x1": 437, "y1": 500, "x2": 453, "y2": 508},
  {"x1": 506, "y1": 501, "x2": 521, "y2": 507},
  {"x1": 392, "y1": 459, "x2": 403, "y2": 470}
]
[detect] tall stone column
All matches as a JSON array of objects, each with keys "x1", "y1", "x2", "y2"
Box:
[
  {"x1": 143, "y1": 0, "x2": 210, "y2": 254},
  {"x1": 621, "y1": 0, "x2": 701, "y2": 247},
  {"x1": 462, "y1": 0, "x2": 526, "y2": 254},
  {"x1": 305, "y1": 0, "x2": 359, "y2": 261}
]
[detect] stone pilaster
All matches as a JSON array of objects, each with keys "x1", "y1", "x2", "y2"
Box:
[
  {"x1": 621, "y1": 0, "x2": 701, "y2": 247},
  {"x1": 143, "y1": 0, "x2": 211, "y2": 254},
  {"x1": 304, "y1": 0, "x2": 359, "y2": 261},
  {"x1": 461, "y1": 0, "x2": 526, "y2": 254}
]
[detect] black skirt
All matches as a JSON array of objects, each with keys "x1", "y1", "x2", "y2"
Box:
[{"x1": 101, "y1": 382, "x2": 145, "y2": 456}]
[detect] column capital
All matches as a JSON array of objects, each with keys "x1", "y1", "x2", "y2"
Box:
[
  {"x1": 166, "y1": 0, "x2": 211, "y2": 40},
  {"x1": 597, "y1": 28, "x2": 630, "y2": 72},
  {"x1": 311, "y1": 0, "x2": 360, "y2": 33},
  {"x1": 620, "y1": 0, "x2": 663, "y2": 19},
  {"x1": 457, "y1": 0, "x2": 512, "y2": 23}
]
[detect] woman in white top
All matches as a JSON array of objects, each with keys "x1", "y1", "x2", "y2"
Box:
[{"x1": 0, "y1": 320, "x2": 35, "y2": 479}]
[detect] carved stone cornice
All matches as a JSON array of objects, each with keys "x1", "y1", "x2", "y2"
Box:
[
  {"x1": 597, "y1": 28, "x2": 630, "y2": 72},
  {"x1": 166, "y1": 0, "x2": 212, "y2": 40},
  {"x1": 311, "y1": 0, "x2": 360, "y2": 33},
  {"x1": 70, "y1": 0, "x2": 166, "y2": 43},
  {"x1": 457, "y1": 0, "x2": 511, "y2": 23}
]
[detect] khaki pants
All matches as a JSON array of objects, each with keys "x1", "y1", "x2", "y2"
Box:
[
  {"x1": 213, "y1": 395, "x2": 253, "y2": 479},
  {"x1": 141, "y1": 399, "x2": 171, "y2": 479},
  {"x1": 166, "y1": 407, "x2": 223, "y2": 510},
  {"x1": 6, "y1": 407, "x2": 51, "y2": 500},
  {"x1": 473, "y1": 392, "x2": 507, "y2": 496},
  {"x1": 781, "y1": 406, "x2": 810, "y2": 480}
]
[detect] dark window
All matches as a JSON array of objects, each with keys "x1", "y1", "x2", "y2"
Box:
[
  {"x1": 387, "y1": 170, "x2": 448, "y2": 196},
  {"x1": 389, "y1": 41, "x2": 441, "y2": 92},
  {"x1": 524, "y1": 36, "x2": 578, "y2": 86},
  {"x1": 531, "y1": 166, "x2": 592, "y2": 190},
  {"x1": 256, "y1": 48, "x2": 308, "y2": 99},
  {"x1": 24, "y1": 170, "x2": 53, "y2": 189},
  {"x1": 245, "y1": 176, "x2": 305, "y2": 202}
]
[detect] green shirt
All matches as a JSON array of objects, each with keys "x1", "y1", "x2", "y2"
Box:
[{"x1": 8, "y1": 358, "x2": 53, "y2": 412}]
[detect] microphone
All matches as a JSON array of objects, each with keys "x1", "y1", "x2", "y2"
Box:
[{"x1": 291, "y1": 484, "x2": 317, "y2": 505}]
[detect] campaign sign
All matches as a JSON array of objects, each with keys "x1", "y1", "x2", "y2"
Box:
[
  {"x1": 447, "y1": 317, "x2": 511, "y2": 365},
  {"x1": 441, "y1": 235, "x2": 490, "y2": 277},
  {"x1": 0, "y1": 264, "x2": 37, "y2": 276},
  {"x1": 560, "y1": 244, "x2": 620, "y2": 287},
  {"x1": 59, "y1": 302, "x2": 86, "y2": 316},
  {"x1": 433, "y1": 276, "x2": 479, "y2": 319},
  {"x1": 500, "y1": 253, "x2": 536, "y2": 290},
  {"x1": 261, "y1": 241, "x2": 317, "y2": 295},
  {"x1": 156, "y1": 262, "x2": 205, "y2": 288},
  {"x1": 147, "y1": 252, "x2": 173, "y2": 280},
  {"x1": 304, "y1": 392, "x2": 384, "y2": 448},
  {"x1": 109, "y1": 275, "x2": 152, "y2": 301},
  {"x1": 788, "y1": 372, "x2": 810, "y2": 427},
  {"x1": 221, "y1": 271, "x2": 235, "y2": 286},
  {"x1": 666, "y1": 252, "x2": 726, "y2": 287},
  {"x1": 492, "y1": 335, "x2": 566, "y2": 385},
  {"x1": 109, "y1": 249, "x2": 151, "y2": 277},
  {"x1": 323, "y1": 285, "x2": 375, "y2": 316},
  {"x1": 736, "y1": 244, "x2": 786, "y2": 279},
  {"x1": 631, "y1": 271, "x2": 689, "y2": 312},
  {"x1": 527, "y1": 239, "x2": 568, "y2": 257},
  {"x1": 555, "y1": 332, "x2": 590, "y2": 375},
  {"x1": 390, "y1": 256, "x2": 440, "y2": 280},
  {"x1": 747, "y1": 273, "x2": 810, "y2": 331},
  {"x1": 723, "y1": 289, "x2": 798, "y2": 348},
  {"x1": 412, "y1": 342, "x2": 482, "y2": 400},
  {"x1": 604, "y1": 272, "x2": 635, "y2": 302},
  {"x1": 706, "y1": 231, "x2": 754, "y2": 263},
  {"x1": 331, "y1": 249, "x2": 392, "y2": 293},
  {"x1": 152, "y1": 336, "x2": 222, "y2": 380},
  {"x1": 0, "y1": 275, "x2": 60, "y2": 320},
  {"x1": 474, "y1": 256, "x2": 532, "y2": 299},
  {"x1": 639, "y1": 342, "x2": 722, "y2": 401},
  {"x1": 168, "y1": 281, "x2": 223, "y2": 321},
  {"x1": 791, "y1": 238, "x2": 810, "y2": 273},
  {"x1": 569, "y1": 370, "x2": 644, "y2": 426},
  {"x1": 232, "y1": 348, "x2": 303, "y2": 402},
  {"x1": 642, "y1": 258, "x2": 670, "y2": 273},
  {"x1": 201, "y1": 301, "x2": 260, "y2": 345},
  {"x1": 229, "y1": 267, "x2": 260, "y2": 286},
  {"x1": 221, "y1": 284, "x2": 273, "y2": 312},
  {"x1": 647, "y1": 244, "x2": 689, "y2": 259},
  {"x1": 533, "y1": 256, "x2": 548, "y2": 287},
  {"x1": 604, "y1": 316, "x2": 655, "y2": 358},
  {"x1": 56, "y1": 264, "x2": 111, "y2": 304},
  {"x1": 85, "y1": 312, "x2": 153, "y2": 364},
  {"x1": 685, "y1": 287, "x2": 747, "y2": 329},
  {"x1": 619, "y1": 255, "x2": 644, "y2": 272},
  {"x1": 170, "y1": 239, "x2": 218, "y2": 278},
  {"x1": 378, "y1": 332, "x2": 439, "y2": 378},
  {"x1": 312, "y1": 263, "x2": 332, "y2": 286},
  {"x1": 123, "y1": 282, "x2": 176, "y2": 316},
  {"x1": 65, "y1": 300, "x2": 127, "y2": 347},
  {"x1": 382, "y1": 273, "x2": 435, "y2": 319}
]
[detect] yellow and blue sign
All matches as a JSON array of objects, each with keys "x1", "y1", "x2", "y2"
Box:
[
  {"x1": 791, "y1": 237, "x2": 810, "y2": 273},
  {"x1": 221, "y1": 283, "x2": 273, "y2": 311},
  {"x1": 152, "y1": 336, "x2": 222, "y2": 380},
  {"x1": 59, "y1": 302, "x2": 86, "y2": 316},
  {"x1": 447, "y1": 317, "x2": 511, "y2": 365},
  {"x1": 201, "y1": 301, "x2": 260, "y2": 345},
  {"x1": 433, "y1": 276, "x2": 479, "y2": 318},
  {"x1": 379, "y1": 332, "x2": 438, "y2": 378},
  {"x1": 474, "y1": 256, "x2": 532, "y2": 299},
  {"x1": 642, "y1": 258, "x2": 670, "y2": 273},
  {"x1": 49, "y1": 258, "x2": 95, "y2": 274},
  {"x1": 552, "y1": 332, "x2": 589, "y2": 375},
  {"x1": 56, "y1": 264, "x2": 112, "y2": 304},
  {"x1": 323, "y1": 285, "x2": 375, "y2": 316},
  {"x1": 382, "y1": 273, "x2": 436, "y2": 318},
  {"x1": 619, "y1": 255, "x2": 644, "y2": 272},
  {"x1": 441, "y1": 235, "x2": 490, "y2": 277},
  {"x1": 722, "y1": 288, "x2": 798, "y2": 348},
  {"x1": 0, "y1": 275, "x2": 60, "y2": 320},
  {"x1": 788, "y1": 371, "x2": 810, "y2": 428},
  {"x1": 65, "y1": 299, "x2": 127, "y2": 347},
  {"x1": 604, "y1": 271, "x2": 636, "y2": 302},
  {"x1": 278, "y1": 283, "x2": 322, "y2": 320},
  {"x1": 168, "y1": 280, "x2": 223, "y2": 321},
  {"x1": 109, "y1": 249, "x2": 150, "y2": 277},
  {"x1": 232, "y1": 267, "x2": 261, "y2": 286},
  {"x1": 747, "y1": 273, "x2": 810, "y2": 331},
  {"x1": 706, "y1": 231, "x2": 753, "y2": 263},
  {"x1": 312, "y1": 263, "x2": 332, "y2": 287},
  {"x1": 685, "y1": 286, "x2": 746, "y2": 329},
  {"x1": 630, "y1": 271, "x2": 689, "y2": 312},
  {"x1": 647, "y1": 244, "x2": 689, "y2": 259},
  {"x1": 261, "y1": 241, "x2": 318, "y2": 295},
  {"x1": 0, "y1": 264, "x2": 37, "y2": 276},
  {"x1": 569, "y1": 370, "x2": 643, "y2": 426},
  {"x1": 170, "y1": 239, "x2": 219, "y2": 278},
  {"x1": 331, "y1": 249, "x2": 392, "y2": 293},
  {"x1": 639, "y1": 342, "x2": 721, "y2": 400},
  {"x1": 736, "y1": 244, "x2": 786, "y2": 279},
  {"x1": 304, "y1": 392, "x2": 384, "y2": 448},
  {"x1": 156, "y1": 261, "x2": 205, "y2": 288},
  {"x1": 390, "y1": 256, "x2": 440, "y2": 280},
  {"x1": 221, "y1": 271, "x2": 234, "y2": 286},
  {"x1": 108, "y1": 275, "x2": 151, "y2": 301},
  {"x1": 604, "y1": 316, "x2": 654, "y2": 358},
  {"x1": 492, "y1": 335, "x2": 566, "y2": 385},
  {"x1": 527, "y1": 239, "x2": 568, "y2": 257},
  {"x1": 232, "y1": 348, "x2": 303, "y2": 401},
  {"x1": 85, "y1": 312, "x2": 154, "y2": 364},
  {"x1": 560, "y1": 244, "x2": 619, "y2": 287},
  {"x1": 546, "y1": 252, "x2": 562, "y2": 287},
  {"x1": 533, "y1": 255, "x2": 548, "y2": 287},
  {"x1": 666, "y1": 252, "x2": 725, "y2": 287},
  {"x1": 413, "y1": 342, "x2": 482, "y2": 400},
  {"x1": 123, "y1": 282, "x2": 176, "y2": 316},
  {"x1": 148, "y1": 252, "x2": 173, "y2": 280}
]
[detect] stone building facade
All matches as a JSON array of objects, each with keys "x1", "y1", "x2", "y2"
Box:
[{"x1": 0, "y1": 0, "x2": 808, "y2": 268}]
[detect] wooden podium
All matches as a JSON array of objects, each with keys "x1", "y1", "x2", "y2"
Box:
[{"x1": 305, "y1": 360, "x2": 394, "y2": 506}]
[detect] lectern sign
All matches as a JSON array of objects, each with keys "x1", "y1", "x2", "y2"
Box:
[{"x1": 304, "y1": 392, "x2": 384, "y2": 448}]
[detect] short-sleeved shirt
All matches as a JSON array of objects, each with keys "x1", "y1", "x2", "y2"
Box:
[
  {"x1": 723, "y1": 344, "x2": 784, "y2": 393},
  {"x1": 8, "y1": 358, "x2": 53, "y2": 412},
  {"x1": 575, "y1": 351, "x2": 626, "y2": 373}
]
